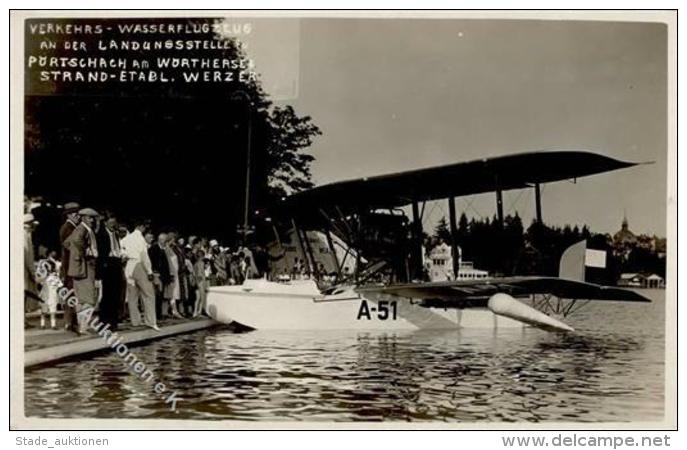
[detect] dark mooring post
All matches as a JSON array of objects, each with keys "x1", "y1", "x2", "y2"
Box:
[
  {"x1": 448, "y1": 196, "x2": 459, "y2": 279},
  {"x1": 534, "y1": 182, "x2": 543, "y2": 223},
  {"x1": 231, "y1": 90, "x2": 253, "y2": 246}
]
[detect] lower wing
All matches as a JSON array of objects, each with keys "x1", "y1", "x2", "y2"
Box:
[{"x1": 355, "y1": 277, "x2": 650, "y2": 332}]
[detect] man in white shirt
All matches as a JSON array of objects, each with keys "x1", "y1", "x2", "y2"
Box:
[{"x1": 120, "y1": 221, "x2": 159, "y2": 331}]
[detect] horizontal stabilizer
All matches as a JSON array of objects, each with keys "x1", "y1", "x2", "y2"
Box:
[{"x1": 488, "y1": 293, "x2": 574, "y2": 332}]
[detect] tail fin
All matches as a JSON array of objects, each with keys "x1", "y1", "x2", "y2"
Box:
[
  {"x1": 559, "y1": 239, "x2": 607, "y2": 282},
  {"x1": 559, "y1": 240, "x2": 586, "y2": 281}
]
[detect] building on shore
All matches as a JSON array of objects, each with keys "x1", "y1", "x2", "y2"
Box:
[
  {"x1": 423, "y1": 241, "x2": 489, "y2": 282},
  {"x1": 618, "y1": 272, "x2": 665, "y2": 289},
  {"x1": 613, "y1": 214, "x2": 666, "y2": 258},
  {"x1": 613, "y1": 214, "x2": 637, "y2": 246}
]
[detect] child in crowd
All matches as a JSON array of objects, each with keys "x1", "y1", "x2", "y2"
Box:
[{"x1": 37, "y1": 253, "x2": 60, "y2": 330}]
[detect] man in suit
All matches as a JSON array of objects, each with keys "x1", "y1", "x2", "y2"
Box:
[
  {"x1": 96, "y1": 214, "x2": 125, "y2": 331},
  {"x1": 148, "y1": 232, "x2": 171, "y2": 320},
  {"x1": 24, "y1": 213, "x2": 39, "y2": 314},
  {"x1": 65, "y1": 208, "x2": 100, "y2": 334},
  {"x1": 59, "y1": 202, "x2": 80, "y2": 333}
]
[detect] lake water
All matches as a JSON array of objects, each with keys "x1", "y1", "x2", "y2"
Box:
[{"x1": 24, "y1": 290, "x2": 665, "y2": 423}]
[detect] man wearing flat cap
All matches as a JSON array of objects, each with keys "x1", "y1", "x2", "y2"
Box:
[
  {"x1": 59, "y1": 202, "x2": 80, "y2": 333},
  {"x1": 65, "y1": 207, "x2": 100, "y2": 333}
]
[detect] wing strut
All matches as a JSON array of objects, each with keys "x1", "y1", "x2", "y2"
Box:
[
  {"x1": 292, "y1": 219, "x2": 312, "y2": 277},
  {"x1": 534, "y1": 182, "x2": 543, "y2": 223},
  {"x1": 495, "y1": 176, "x2": 504, "y2": 227},
  {"x1": 410, "y1": 201, "x2": 423, "y2": 281},
  {"x1": 323, "y1": 226, "x2": 342, "y2": 279},
  {"x1": 448, "y1": 196, "x2": 460, "y2": 279}
]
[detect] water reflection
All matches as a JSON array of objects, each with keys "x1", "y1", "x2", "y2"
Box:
[{"x1": 25, "y1": 290, "x2": 665, "y2": 422}]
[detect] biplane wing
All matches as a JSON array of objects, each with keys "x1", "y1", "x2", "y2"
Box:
[
  {"x1": 282, "y1": 150, "x2": 643, "y2": 223},
  {"x1": 355, "y1": 278, "x2": 650, "y2": 332},
  {"x1": 356, "y1": 277, "x2": 651, "y2": 303}
]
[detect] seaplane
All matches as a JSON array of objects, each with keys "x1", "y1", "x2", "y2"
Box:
[{"x1": 206, "y1": 150, "x2": 651, "y2": 333}]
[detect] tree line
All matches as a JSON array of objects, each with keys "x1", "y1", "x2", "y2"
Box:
[{"x1": 428, "y1": 213, "x2": 666, "y2": 282}]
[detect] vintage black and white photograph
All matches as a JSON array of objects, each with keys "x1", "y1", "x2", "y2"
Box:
[{"x1": 11, "y1": 10, "x2": 675, "y2": 429}]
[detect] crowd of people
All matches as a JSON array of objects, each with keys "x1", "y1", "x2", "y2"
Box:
[{"x1": 24, "y1": 201, "x2": 267, "y2": 335}]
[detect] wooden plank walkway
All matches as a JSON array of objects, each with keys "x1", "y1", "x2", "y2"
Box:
[{"x1": 25, "y1": 318, "x2": 221, "y2": 368}]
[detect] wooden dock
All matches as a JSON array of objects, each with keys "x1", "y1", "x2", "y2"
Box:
[{"x1": 25, "y1": 317, "x2": 221, "y2": 368}]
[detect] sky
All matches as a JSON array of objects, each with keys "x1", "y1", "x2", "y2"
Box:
[{"x1": 254, "y1": 18, "x2": 668, "y2": 236}]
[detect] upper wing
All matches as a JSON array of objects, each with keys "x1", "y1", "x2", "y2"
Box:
[
  {"x1": 356, "y1": 276, "x2": 651, "y2": 304},
  {"x1": 280, "y1": 151, "x2": 640, "y2": 226}
]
